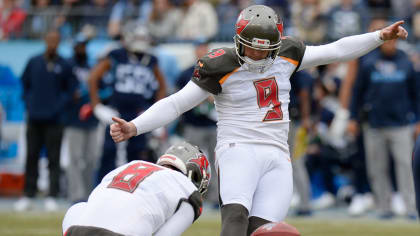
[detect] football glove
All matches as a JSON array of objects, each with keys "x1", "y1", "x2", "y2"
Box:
[
  {"x1": 329, "y1": 107, "x2": 350, "y2": 140},
  {"x1": 93, "y1": 103, "x2": 120, "y2": 125}
]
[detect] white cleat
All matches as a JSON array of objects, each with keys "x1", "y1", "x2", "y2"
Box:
[
  {"x1": 14, "y1": 197, "x2": 33, "y2": 212},
  {"x1": 311, "y1": 192, "x2": 335, "y2": 210},
  {"x1": 348, "y1": 194, "x2": 365, "y2": 216},
  {"x1": 44, "y1": 197, "x2": 59, "y2": 212},
  {"x1": 391, "y1": 193, "x2": 406, "y2": 216}
]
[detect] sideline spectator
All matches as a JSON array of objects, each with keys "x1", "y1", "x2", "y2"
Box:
[
  {"x1": 64, "y1": 34, "x2": 99, "y2": 204},
  {"x1": 147, "y1": 0, "x2": 182, "y2": 42},
  {"x1": 108, "y1": 0, "x2": 152, "y2": 38},
  {"x1": 288, "y1": 70, "x2": 314, "y2": 216},
  {"x1": 348, "y1": 18, "x2": 419, "y2": 219},
  {"x1": 14, "y1": 31, "x2": 76, "y2": 212},
  {"x1": 175, "y1": 0, "x2": 218, "y2": 40},
  {"x1": 326, "y1": 0, "x2": 369, "y2": 41},
  {"x1": 291, "y1": 0, "x2": 328, "y2": 44}
]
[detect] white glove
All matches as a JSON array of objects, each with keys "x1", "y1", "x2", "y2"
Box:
[
  {"x1": 93, "y1": 103, "x2": 120, "y2": 125},
  {"x1": 329, "y1": 107, "x2": 350, "y2": 140}
]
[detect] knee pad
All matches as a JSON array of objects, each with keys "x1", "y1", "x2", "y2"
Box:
[{"x1": 247, "y1": 216, "x2": 271, "y2": 236}]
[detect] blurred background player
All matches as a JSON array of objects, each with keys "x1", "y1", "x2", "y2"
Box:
[
  {"x1": 62, "y1": 141, "x2": 210, "y2": 236},
  {"x1": 288, "y1": 69, "x2": 313, "y2": 216},
  {"x1": 348, "y1": 17, "x2": 419, "y2": 219},
  {"x1": 88, "y1": 21, "x2": 167, "y2": 185},
  {"x1": 63, "y1": 33, "x2": 100, "y2": 204},
  {"x1": 14, "y1": 30, "x2": 76, "y2": 212}
]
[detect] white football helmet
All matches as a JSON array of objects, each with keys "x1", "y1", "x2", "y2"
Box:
[{"x1": 122, "y1": 21, "x2": 151, "y2": 53}]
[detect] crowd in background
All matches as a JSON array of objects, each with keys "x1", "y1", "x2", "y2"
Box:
[{"x1": 0, "y1": 0, "x2": 420, "y2": 220}]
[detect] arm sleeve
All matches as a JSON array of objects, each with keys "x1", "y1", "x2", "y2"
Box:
[
  {"x1": 153, "y1": 201, "x2": 195, "y2": 236},
  {"x1": 299, "y1": 31, "x2": 384, "y2": 71},
  {"x1": 132, "y1": 81, "x2": 210, "y2": 135}
]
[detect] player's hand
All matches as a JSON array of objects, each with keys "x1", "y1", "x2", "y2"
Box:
[
  {"x1": 380, "y1": 21, "x2": 408, "y2": 40},
  {"x1": 93, "y1": 103, "x2": 120, "y2": 124},
  {"x1": 347, "y1": 120, "x2": 359, "y2": 138},
  {"x1": 414, "y1": 122, "x2": 420, "y2": 139},
  {"x1": 110, "y1": 117, "x2": 137, "y2": 143}
]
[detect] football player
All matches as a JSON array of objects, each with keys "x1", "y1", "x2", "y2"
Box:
[
  {"x1": 88, "y1": 21, "x2": 167, "y2": 184},
  {"x1": 109, "y1": 5, "x2": 408, "y2": 236},
  {"x1": 62, "y1": 141, "x2": 210, "y2": 236}
]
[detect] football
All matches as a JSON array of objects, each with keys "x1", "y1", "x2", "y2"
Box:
[{"x1": 251, "y1": 222, "x2": 301, "y2": 236}]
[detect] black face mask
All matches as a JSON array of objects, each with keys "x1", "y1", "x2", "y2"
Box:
[{"x1": 75, "y1": 53, "x2": 87, "y2": 63}]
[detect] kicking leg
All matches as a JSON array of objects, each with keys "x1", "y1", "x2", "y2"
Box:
[{"x1": 221, "y1": 203, "x2": 249, "y2": 236}]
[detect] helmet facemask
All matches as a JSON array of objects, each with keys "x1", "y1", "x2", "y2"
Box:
[
  {"x1": 186, "y1": 154, "x2": 211, "y2": 195},
  {"x1": 122, "y1": 21, "x2": 151, "y2": 53},
  {"x1": 234, "y1": 5, "x2": 283, "y2": 73}
]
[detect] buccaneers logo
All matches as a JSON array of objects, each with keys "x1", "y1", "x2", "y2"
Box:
[{"x1": 190, "y1": 154, "x2": 210, "y2": 178}]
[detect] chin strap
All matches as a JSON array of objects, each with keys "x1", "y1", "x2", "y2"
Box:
[{"x1": 243, "y1": 56, "x2": 275, "y2": 73}]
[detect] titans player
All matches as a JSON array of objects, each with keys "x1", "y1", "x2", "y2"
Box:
[{"x1": 89, "y1": 22, "x2": 167, "y2": 183}]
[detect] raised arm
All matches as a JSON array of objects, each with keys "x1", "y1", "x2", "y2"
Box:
[
  {"x1": 299, "y1": 21, "x2": 408, "y2": 71},
  {"x1": 110, "y1": 81, "x2": 210, "y2": 143}
]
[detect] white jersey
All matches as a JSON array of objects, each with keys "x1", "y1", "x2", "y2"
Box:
[
  {"x1": 215, "y1": 57, "x2": 296, "y2": 152},
  {"x1": 132, "y1": 32, "x2": 383, "y2": 152},
  {"x1": 64, "y1": 160, "x2": 198, "y2": 235},
  {"x1": 192, "y1": 38, "x2": 305, "y2": 152}
]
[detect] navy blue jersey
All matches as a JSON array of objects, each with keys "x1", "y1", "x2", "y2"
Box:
[
  {"x1": 350, "y1": 49, "x2": 420, "y2": 128},
  {"x1": 108, "y1": 48, "x2": 159, "y2": 112},
  {"x1": 65, "y1": 58, "x2": 98, "y2": 128},
  {"x1": 21, "y1": 54, "x2": 76, "y2": 122},
  {"x1": 289, "y1": 70, "x2": 314, "y2": 121}
]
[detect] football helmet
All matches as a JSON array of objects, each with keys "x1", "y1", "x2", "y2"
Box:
[
  {"x1": 122, "y1": 21, "x2": 151, "y2": 53},
  {"x1": 234, "y1": 5, "x2": 283, "y2": 73},
  {"x1": 157, "y1": 142, "x2": 211, "y2": 195}
]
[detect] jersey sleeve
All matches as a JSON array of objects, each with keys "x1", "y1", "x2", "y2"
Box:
[
  {"x1": 278, "y1": 36, "x2": 306, "y2": 71},
  {"x1": 191, "y1": 47, "x2": 240, "y2": 95},
  {"x1": 107, "y1": 48, "x2": 120, "y2": 61}
]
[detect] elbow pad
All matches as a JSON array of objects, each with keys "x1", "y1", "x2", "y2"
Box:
[{"x1": 175, "y1": 191, "x2": 203, "y2": 222}]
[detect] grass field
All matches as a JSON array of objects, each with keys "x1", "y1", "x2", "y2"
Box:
[{"x1": 0, "y1": 212, "x2": 419, "y2": 236}]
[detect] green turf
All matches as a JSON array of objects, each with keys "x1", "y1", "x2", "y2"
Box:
[{"x1": 0, "y1": 212, "x2": 419, "y2": 236}]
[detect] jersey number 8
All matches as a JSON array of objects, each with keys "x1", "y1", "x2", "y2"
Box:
[{"x1": 108, "y1": 162, "x2": 163, "y2": 193}]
